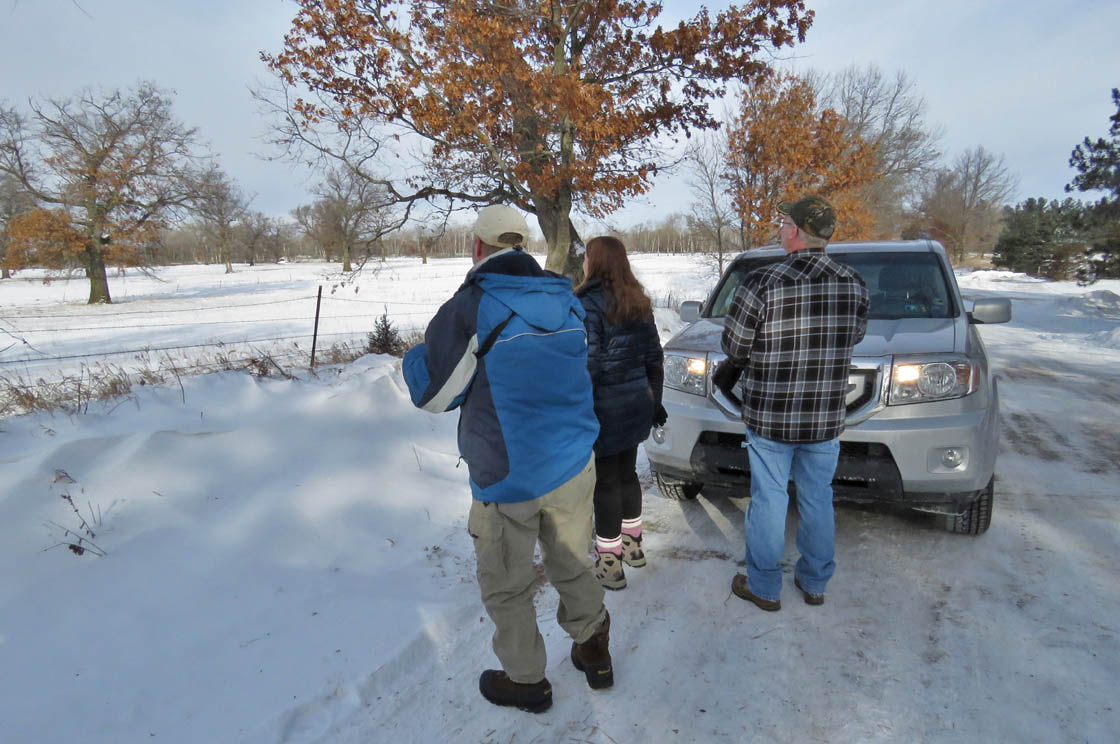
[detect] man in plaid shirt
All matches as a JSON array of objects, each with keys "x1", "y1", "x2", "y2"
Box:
[{"x1": 715, "y1": 195, "x2": 869, "y2": 611}]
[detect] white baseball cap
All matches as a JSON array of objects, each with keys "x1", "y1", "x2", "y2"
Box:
[{"x1": 473, "y1": 205, "x2": 529, "y2": 248}]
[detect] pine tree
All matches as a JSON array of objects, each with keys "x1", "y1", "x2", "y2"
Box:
[
  {"x1": 1066, "y1": 88, "x2": 1120, "y2": 281},
  {"x1": 367, "y1": 313, "x2": 404, "y2": 356},
  {"x1": 992, "y1": 198, "x2": 1085, "y2": 279}
]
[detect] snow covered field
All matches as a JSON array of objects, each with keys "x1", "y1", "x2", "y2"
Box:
[{"x1": 1, "y1": 255, "x2": 1119, "y2": 743}]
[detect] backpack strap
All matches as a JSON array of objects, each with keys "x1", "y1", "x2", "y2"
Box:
[{"x1": 475, "y1": 311, "x2": 516, "y2": 359}]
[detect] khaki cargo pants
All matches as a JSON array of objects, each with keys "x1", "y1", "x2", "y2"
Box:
[{"x1": 467, "y1": 455, "x2": 607, "y2": 683}]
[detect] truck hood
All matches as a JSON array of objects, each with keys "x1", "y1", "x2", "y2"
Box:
[
  {"x1": 665, "y1": 317, "x2": 963, "y2": 356},
  {"x1": 856, "y1": 317, "x2": 962, "y2": 356},
  {"x1": 666, "y1": 318, "x2": 725, "y2": 353}
]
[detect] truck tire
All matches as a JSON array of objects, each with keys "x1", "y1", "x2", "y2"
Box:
[
  {"x1": 655, "y1": 473, "x2": 701, "y2": 501},
  {"x1": 946, "y1": 477, "x2": 994, "y2": 535}
]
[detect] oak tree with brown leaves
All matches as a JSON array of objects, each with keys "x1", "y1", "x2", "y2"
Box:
[
  {"x1": 0, "y1": 83, "x2": 204, "y2": 303},
  {"x1": 264, "y1": 0, "x2": 813, "y2": 277},
  {"x1": 6, "y1": 207, "x2": 86, "y2": 271},
  {"x1": 725, "y1": 72, "x2": 878, "y2": 249}
]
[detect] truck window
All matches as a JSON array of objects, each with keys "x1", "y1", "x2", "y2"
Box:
[
  {"x1": 832, "y1": 252, "x2": 956, "y2": 319},
  {"x1": 706, "y1": 251, "x2": 956, "y2": 320},
  {"x1": 704, "y1": 257, "x2": 782, "y2": 317}
]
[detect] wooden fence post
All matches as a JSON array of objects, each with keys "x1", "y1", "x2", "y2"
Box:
[{"x1": 310, "y1": 285, "x2": 323, "y2": 369}]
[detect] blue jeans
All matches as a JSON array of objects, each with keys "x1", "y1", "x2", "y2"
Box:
[{"x1": 744, "y1": 428, "x2": 840, "y2": 601}]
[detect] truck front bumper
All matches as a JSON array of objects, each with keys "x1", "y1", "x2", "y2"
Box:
[{"x1": 645, "y1": 383, "x2": 999, "y2": 508}]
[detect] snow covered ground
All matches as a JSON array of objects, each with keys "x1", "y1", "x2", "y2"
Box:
[{"x1": 1, "y1": 256, "x2": 1119, "y2": 743}]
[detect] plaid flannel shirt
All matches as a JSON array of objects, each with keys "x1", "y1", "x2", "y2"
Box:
[{"x1": 721, "y1": 249, "x2": 869, "y2": 443}]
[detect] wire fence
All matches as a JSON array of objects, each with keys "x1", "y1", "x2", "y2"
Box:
[
  {"x1": 0, "y1": 286, "x2": 442, "y2": 417},
  {"x1": 0, "y1": 291, "x2": 440, "y2": 368}
]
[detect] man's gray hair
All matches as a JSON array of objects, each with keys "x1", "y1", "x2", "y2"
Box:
[{"x1": 802, "y1": 233, "x2": 829, "y2": 249}]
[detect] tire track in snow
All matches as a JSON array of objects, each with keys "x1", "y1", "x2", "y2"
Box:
[{"x1": 1003, "y1": 412, "x2": 1066, "y2": 462}]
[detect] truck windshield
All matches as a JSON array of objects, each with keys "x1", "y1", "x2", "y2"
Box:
[{"x1": 705, "y1": 252, "x2": 956, "y2": 320}]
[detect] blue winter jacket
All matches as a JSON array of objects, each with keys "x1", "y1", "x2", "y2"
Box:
[
  {"x1": 403, "y1": 249, "x2": 599, "y2": 503},
  {"x1": 576, "y1": 279, "x2": 665, "y2": 457}
]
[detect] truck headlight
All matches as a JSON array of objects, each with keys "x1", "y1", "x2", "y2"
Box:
[
  {"x1": 665, "y1": 353, "x2": 707, "y2": 396},
  {"x1": 889, "y1": 356, "x2": 978, "y2": 404}
]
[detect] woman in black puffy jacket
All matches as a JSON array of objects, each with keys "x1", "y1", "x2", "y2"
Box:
[{"x1": 575, "y1": 236, "x2": 665, "y2": 590}]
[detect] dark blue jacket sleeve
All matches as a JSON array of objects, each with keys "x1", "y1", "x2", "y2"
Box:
[
  {"x1": 403, "y1": 286, "x2": 481, "y2": 412},
  {"x1": 643, "y1": 317, "x2": 664, "y2": 407},
  {"x1": 582, "y1": 299, "x2": 605, "y2": 381}
]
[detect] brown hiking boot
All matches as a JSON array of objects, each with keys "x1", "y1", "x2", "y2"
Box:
[
  {"x1": 620, "y1": 534, "x2": 647, "y2": 567},
  {"x1": 571, "y1": 611, "x2": 614, "y2": 689},
  {"x1": 794, "y1": 576, "x2": 825, "y2": 605},
  {"x1": 594, "y1": 549, "x2": 626, "y2": 590},
  {"x1": 731, "y1": 573, "x2": 780, "y2": 611},
  {"x1": 478, "y1": 670, "x2": 552, "y2": 713}
]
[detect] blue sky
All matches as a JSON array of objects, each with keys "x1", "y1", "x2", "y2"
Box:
[{"x1": 2, "y1": 0, "x2": 1116, "y2": 227}]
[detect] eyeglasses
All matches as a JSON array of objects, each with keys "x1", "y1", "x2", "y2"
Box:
[{"x1": 772, "y1": 215, "x2": 795, "y2": 227}]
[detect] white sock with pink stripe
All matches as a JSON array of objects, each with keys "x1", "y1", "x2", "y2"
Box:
[{"x1": 595, "y1": 534, "x2": 623, "y2": 556}]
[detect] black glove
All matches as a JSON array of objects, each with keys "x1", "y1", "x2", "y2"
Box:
[
  {"x1": 653, "y1": 403, "x2": 668, "y2": 427},
  {"x1": 712, "y1": 358, "x2": 743, "y2": 405}
]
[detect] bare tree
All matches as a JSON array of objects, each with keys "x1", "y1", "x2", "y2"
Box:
[
  {"x1": 191, "y1": 165, "x2": 250, "y2": 274},
  {"x1": 814, "y1": 65, "x2": 943, "y2": 238},
  {"x1": 293, "y1": 166, "x2": 393, "y2": 273},
  {"x1": 291, "y1": 202, "x2": 331, "y2": 262},
  {"x1": 235, "y1": 210, "x2": 277, "y2": 266},
  {"x1": 0, "y1": 173, "x2": 35, "y2": 278},
  {"x1": 684, "y1": 129, "x2": 738, "y2": 274},
  {"x1": 0, "y1": 82, "x2": 204, "y2": 302},
  {"x1": 916, "y1": 146, "x2": 1019, "y2": 262}
]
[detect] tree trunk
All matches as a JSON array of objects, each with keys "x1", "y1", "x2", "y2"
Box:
[
  {"x1": 342, "y1": 242, "x2": 353, "y2": 273},
  {"x1": 86, "y1": 242, "x2": 111, "y2": 304},
  {"x1": 534, "y1": 195, "x2": 584, "y2": 284},
  {"x1": 222, "y1": 234, "x2": 234, "y2": 274},
  {"x1": 1, "y1": 266, "x2": 10, "y2": 279}
]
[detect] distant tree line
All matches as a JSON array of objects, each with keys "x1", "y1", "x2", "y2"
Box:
[
  {"x1": 2, "y1": 72, "x2": 1116, "y2": 297},
  {"x1": 649, "y1": 77, "x2": 1118, "y2": 282}
]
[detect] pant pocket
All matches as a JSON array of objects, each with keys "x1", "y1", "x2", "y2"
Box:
[
  {"x1": 468, "y1": 500, "x2": 506, "y2": 577},
  {"x1": 744, "y1": 429, "x2": 765, "y2": 456}
]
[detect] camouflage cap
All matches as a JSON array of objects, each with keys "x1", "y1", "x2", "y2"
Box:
[{"x1": 777, "y1": 195, "x2": 836, "y2": 240}]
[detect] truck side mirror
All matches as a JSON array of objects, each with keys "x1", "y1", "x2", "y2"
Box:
[
  {"x1": 969, "y1": 298, "x2": 1012, "y2": 324},
  {"x1": 680, "y1": 301, "x2": 702, "y2": 323}
]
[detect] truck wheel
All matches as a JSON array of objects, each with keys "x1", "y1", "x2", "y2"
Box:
[
  {"x1": 655, "y1": 473, "x2": 701, "y2": 501},
  {"x1": 946, "y1": 477, "x2": 994, "y2": 535}
]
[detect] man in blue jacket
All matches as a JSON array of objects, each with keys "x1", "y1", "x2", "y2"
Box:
[{"x1": 403, "y1": 205, "x2": 612, "y2": 713}]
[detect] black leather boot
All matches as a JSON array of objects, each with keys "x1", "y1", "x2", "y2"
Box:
[
  {"x1": 570, "y1": 610, "x2": 613, "y2": 689},
  {"x1": 478, "y1": 670, "x2": 552, "y2": 713}
]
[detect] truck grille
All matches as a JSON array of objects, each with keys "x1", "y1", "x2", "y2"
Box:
[{"x1": 845, "y1": 357, "x2": 889, "y2": 424}]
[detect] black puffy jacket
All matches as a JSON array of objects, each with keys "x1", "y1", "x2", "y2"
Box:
[{"x1": 576, "y1": 279, "x2": 665, "y2": 457}]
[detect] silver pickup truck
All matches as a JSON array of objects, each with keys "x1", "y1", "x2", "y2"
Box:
[{"x1": 644, "y1": 240, "x2": 1012, "y2": 534}]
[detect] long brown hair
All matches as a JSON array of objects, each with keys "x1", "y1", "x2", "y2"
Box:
[{"x1": 578, "y1": 235, "x2": 652, "y2": 324}]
